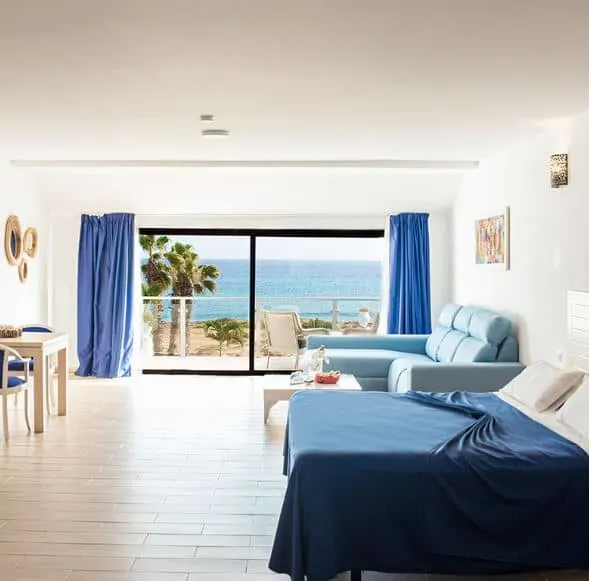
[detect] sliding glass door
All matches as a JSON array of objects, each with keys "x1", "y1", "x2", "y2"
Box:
[
  {"x1": 254, "y1": 236, "x2": 382, "y2": 371},
  {"x1": 141, "y1": 234, "x2": 251, "y2": 372},
  {"x1": 140, "y1": 229, "x2": 383, "y2": 374}
]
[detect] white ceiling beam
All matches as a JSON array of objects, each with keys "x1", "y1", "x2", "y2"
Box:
[{"x1": 10, "y1": 159, "x2": 479, "y2": 170}]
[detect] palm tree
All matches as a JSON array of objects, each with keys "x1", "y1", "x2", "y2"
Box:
[
  {"x1": 204, "y1": 318, "x2": 247, "y2": 356},
  {"x1": 139, "y1": 235, "x2": 171, "y2": 354},
  {"x1": 165, "y1": 242, "x2": 219, "y2": 355}
]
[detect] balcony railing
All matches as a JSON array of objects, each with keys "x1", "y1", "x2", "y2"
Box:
[{"x1": 142, "y1": 296, "x2": 380, "y2": 358}]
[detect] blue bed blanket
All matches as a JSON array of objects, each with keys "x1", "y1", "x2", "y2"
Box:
[{"x1": 269, "y1": 391, "x2": 589, "y2": 581}]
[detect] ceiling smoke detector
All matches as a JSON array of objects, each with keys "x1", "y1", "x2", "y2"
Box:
[{"x1": 201, "y1": 128, "x2": 230, "y2": 138}]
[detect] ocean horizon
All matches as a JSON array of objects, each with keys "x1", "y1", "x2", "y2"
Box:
[{"x1": 143, "y1": 258, "x2": 382, "y2": 322}]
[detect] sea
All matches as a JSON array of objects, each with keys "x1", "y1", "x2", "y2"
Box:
[{"x1": 147, "y1": 259, "x2": 382, "y2": 322}]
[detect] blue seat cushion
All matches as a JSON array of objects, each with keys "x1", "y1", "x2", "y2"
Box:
[
  {"x1": 6, "y1": 376, "x2": 26, "y2": 388},
  {"x1": 323, "y1": 349, "x2": 429, "y2": 379},
  {"x1": 453, "y1": 336, "x2": 497, "y2": 363},
  {"x1": 23, "y1": 326, "x2": 51, "y2": 333},
  {"x1": 388, "y1": 355, "x2": 436, "y2": 392},
  {"x1": 8, "y1": 360, "x2": 33, "y2": 372}
]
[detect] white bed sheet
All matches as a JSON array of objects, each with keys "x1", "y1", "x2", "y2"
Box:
[{"x1": 498, "y1": 391, "x2": 589, "y2": 454}]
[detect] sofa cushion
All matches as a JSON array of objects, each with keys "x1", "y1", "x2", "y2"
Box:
[
  {"x1": 497, "y1": 336, "x2": 519, "y2": 362},
  {"x1": 323, "y1": 349, "x2": 403, "y2": 378},
  {"x1": 468, "y1": 310, "x2": 512, "y2": 345},
  {"x1": 453, "y1": 306, "x2": 477, "y2": 333},
  {"x1": 453, "y1": 336, "x2": 497, "y2": 363},
  {"x1": 324, "y1": 348, "x2": 434, "y2": 379},
  {"x1": 438, "y1": 303, "x2": 462, "y2": 328},
  {"x1": 388, "y1": 355, "x2": 436, "y2": 392},
  {"x1": 425, "y1": 326, "x2": 451, "y2": 361},
  {"x1": 437, "y1": 330, "x2": 466, "y2": 363}
]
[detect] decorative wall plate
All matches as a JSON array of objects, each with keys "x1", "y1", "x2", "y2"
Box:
[
  {"x1": 23, "y1": 227, "x2": 38, "y2": 258},
  {"x1": 18, "y1": 260, "x2": 28, "y2": 283},
  {"x1": 4, "y1": 215, "x2": 23, "y2": 266}
]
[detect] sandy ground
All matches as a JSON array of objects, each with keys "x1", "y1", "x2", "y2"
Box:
[{"x1": 150, "y1": 320, "x2": 366, "y2": 357}]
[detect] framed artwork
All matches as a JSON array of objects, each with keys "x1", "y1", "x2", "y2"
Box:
[{"x1": 475, "y1": 207, "x2": 510, "y2": 269}]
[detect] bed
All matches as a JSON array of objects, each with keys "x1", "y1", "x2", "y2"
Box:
[{"x1": 268, "y1": 389, "x2": 589, "y2": 581}]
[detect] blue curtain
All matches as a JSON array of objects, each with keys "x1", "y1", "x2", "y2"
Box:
[
  {"x1": 387, "y1": 213, "x2": 432, "y2": 334},
  {"x1": 77, "y1": 213, "x2": 135, "y2": 377}
]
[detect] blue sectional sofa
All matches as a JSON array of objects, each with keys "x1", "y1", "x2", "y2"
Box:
[{"x1": 307, "y1": 303, "x2": 524, "y2": 392}]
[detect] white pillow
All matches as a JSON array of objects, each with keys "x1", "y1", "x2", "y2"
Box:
[
  {"x1": 558, "y1": 378, "x2": 589, "y2": 438},
  {"x1": 500, "y1": 361, "x2": 584, "y2": 412}
]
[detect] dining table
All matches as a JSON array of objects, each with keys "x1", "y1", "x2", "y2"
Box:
[{"x1": 1, "y1": 332, "x2": 69, "y2": 433}]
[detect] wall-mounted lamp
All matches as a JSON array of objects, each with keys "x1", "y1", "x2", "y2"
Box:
[{"x1": 550, "y1": 153, "x2": 568, "y2": 188}]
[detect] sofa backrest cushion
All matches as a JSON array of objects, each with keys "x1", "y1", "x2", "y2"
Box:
[
  {"x1": 497, "y1": 335, "x2": 519, "y2": 362},
  {"x1": 453, "y1": 336, "x2": 498, "y2": 363},
  {"x1": 468, "y1": 310, "x2": 512, "y2": 345},
  {"x1": 425, "y1": 326, "x2": 452, "y2": 361},
  {"x1": 437, "y1": 330, "x2": 467, "y2": 363},
  {"x1": 453, "y1": 306, "x2": 478, "y2": 334},
  {"x1": 431, "y1": 303, "x2": 518, "y2": 363},
  {"x1": 438, "y1": 303, "x2": 462, "y2": 328}
]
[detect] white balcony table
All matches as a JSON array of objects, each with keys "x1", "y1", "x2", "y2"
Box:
[{"x1": 1, "y1": 332, "x2": 69, "y2": 433}]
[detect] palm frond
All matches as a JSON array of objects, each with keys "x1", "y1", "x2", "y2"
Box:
[
  {"x1": 139, "y1": 234, "x2": 155, "y2": 252},
  {"x1": 199, "y1": 264, "x2": 220, "y2": 279},
  {"x1": 155, "y1": 236, "x2": 170, "y2": 250},
  {"x1": 202, "y1": 280, "x2": 217, "y2": 293}
]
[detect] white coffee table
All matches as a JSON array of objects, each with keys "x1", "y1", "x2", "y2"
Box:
[{"x1": 263, "y1": 373, "x2": 362, "y2": 423}]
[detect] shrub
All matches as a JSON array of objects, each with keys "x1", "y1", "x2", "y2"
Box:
[{"x1": 302, "y1": 318, "x2": 333, "y2": 330}]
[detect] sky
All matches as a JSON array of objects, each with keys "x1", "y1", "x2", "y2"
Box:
[{"x1": 157, "y1": 235, "x2": 384, "y2": 262}]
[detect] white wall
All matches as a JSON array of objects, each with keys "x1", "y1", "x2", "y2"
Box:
[
  {"x1": 51, "y1": 210, "x2": 453, "y2": 367},
  {"x1": 50, "y1": 214, "x2": 79, "y2": 364},
  {"x1": 0, "y1": 162, "x2": 47, "y2": 325},
  {"x1": 32, "y1": 168, "x2": 465, "y2": 215},
  {"x1": 453, "y1": 109, "x2": 589, "y2": 365}
]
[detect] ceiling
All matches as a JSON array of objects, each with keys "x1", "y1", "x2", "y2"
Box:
[{"x1": 1, "y1": 0, "x2": 589, "y2": 162}]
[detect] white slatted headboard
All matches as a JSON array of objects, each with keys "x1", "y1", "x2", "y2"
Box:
[{"x1": 568, "y1": 291, "x2": 589, "y2": 373}]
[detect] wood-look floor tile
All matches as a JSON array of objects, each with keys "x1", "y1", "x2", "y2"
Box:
[
  {"x1": 196, "y1": 546, "x2": 270, "y2": 560},
  {"x1": 7, "y1": 570, "x2": 70, "y2": 581},
  {"x1": 251, "y1": 535, "x2": 273, "y2": 548},
  {"x1": 203, "y1": 523, "x2": 276, "y2": 536},
  {"x1": 16, "y1": 555, "x2": 134, "y2": 571},
  {"x1": 66, "y1": 573, "x2": 188, "y2": 581},
  {"x1": 245, "y1": 559, "x2": 274, "y2": 574},
  {"x1": 0, "y1": 531, "x2": 147, "y2": 545},
  {"x1": 146, "y1": 534, "x2": 251, "y2": 547},
  {"x1": 187, "y1": 575, "x2": 290, "y2": 581},
  {"x1": 132, "y1": 557, "x2": 247, "y2": 573},
  {"x1": 0, "y1": 541, "x2": 196, "y2": 558}
]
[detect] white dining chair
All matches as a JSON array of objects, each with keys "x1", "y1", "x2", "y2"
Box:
[
  {"x1": 8, "y1": 324, "x2": 56, "y2": 415},
  {"x1": 0, "y1": 344, "x2": 32, "y2": 442}
]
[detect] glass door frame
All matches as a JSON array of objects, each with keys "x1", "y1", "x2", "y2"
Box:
[{"x1": 140, "y1": 227, "x2": 384, "y2": 376}]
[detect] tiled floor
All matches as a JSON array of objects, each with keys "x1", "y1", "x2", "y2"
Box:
[
  {"x1": 142, "y1": 355, "x2": 299, "y2": 372},
  {"x1": 0, "y1": 375, "x2": 586, "y2": 581}
]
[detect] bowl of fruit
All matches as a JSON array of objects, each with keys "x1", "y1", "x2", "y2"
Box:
[{"x1": 314, "y1": 371, "x2": 341, "y2": 385}]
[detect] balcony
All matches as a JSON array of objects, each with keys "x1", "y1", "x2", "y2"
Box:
[{"x1": 141, "y1": 295, "x2": 380, "y2": 372}]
